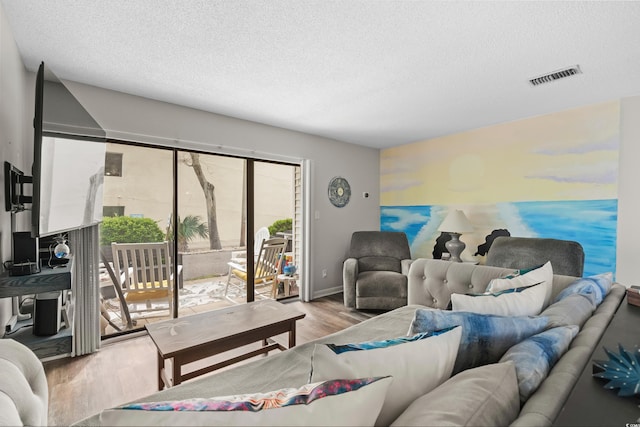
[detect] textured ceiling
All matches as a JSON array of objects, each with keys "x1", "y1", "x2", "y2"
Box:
[{"x1": 2, "y1": 1, "x2": 640, "y2": 149}]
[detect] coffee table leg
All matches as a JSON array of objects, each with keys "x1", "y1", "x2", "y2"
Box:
[
  {"x1": 157, "y1": 351, "x2": 164, "y2": 391},
  {"x1": 289, "y1": 321, "x2": 297, "y2": 348},
  {"x1": 173, "y1": 356, "x2": 182, "y2": 387}
]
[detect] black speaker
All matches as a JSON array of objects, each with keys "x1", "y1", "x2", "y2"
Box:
[
  {"x1": 13, "y1": 231, "x2": 39, "y2": 265},
  {"x1": 33, "y1": 291, "x2": 62, "y2": 336}
]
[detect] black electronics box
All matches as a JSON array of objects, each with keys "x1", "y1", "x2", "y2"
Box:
[
  {"x1": 10, "y1": 261, "x2": 40, "y2": 276},
  {"x1": 13, "y1": 231, "x2": 39, "y2": 264},
  {"x1": 11, "y1": 232, "x2": 40, "y2": 275}
]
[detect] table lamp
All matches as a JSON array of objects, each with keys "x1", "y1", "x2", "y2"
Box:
[{"x1": 438, "y1": 210, "x2": 473, "y2": 262}]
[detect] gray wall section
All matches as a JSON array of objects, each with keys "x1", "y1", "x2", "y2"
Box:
[
  {"x1": 617, "y1": 96, "x2": 640, "y2": 286},
  {"x1": 0, "y1": 4, "x2": 31, "y2": 331},
  {"x1": 60, "y1": 80, "x2": 381, "y2": 300}
]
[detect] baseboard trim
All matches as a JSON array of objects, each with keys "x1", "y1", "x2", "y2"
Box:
[{"x1": 312, "y1": 285, "x2": 342, "y2": 300}]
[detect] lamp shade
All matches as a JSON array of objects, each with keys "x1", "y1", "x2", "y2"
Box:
[{"x1": 438, "y1": 210, "x2": 473, "y2": 233}]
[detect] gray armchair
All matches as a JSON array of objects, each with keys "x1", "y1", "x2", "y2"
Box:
[
  {"x1": 485, "y1": 236, "x2": 585, "y2": 277},
  {"x1": 343, "y1": 231, "x2": 412, "y2": 311}
]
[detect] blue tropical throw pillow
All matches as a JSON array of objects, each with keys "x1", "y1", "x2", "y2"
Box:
[
  {"x1": 499, "y1": 325, "x2": 579, "y2": 402},
  {"x1": 408, "y1": 309, "x2": 549, "y2": 374},
  {"x1": 554, "y1": 272, "x2": 613, "y2": 306}
]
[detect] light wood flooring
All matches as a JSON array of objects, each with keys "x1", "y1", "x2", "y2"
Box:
[{"x1": 44, "y1": 293, "x2": 376, "y2": 426}]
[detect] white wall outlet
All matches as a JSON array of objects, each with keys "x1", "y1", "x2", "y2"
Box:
[{"x1": 322, "y1": 269, "x2": 327, "y2": 278}]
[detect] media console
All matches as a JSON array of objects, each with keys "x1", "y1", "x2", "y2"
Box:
[{"x1": 0, "y1": 261, "x2": 73, "y2": 360}]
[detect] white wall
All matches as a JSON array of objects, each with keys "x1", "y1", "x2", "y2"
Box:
[
  {"x1": 0, "y1": 3, "x2": 30, "y2": 330},
  {"x1": 617, "y1": 96, "x2": 640, "y2": 286},
  {"x1": 60, "y1": 81, "x2": 381, "y2": 299}
]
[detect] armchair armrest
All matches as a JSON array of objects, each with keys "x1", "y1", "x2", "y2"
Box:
[
  {"x1": 401, "y1": 259, "x2": 413, "y2": 276},
  {"x1": 343, "y1": 258, "x2": 359, "y2": 308}
]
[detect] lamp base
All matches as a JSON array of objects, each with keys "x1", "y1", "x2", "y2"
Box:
[{"x1": 445, "y1": 233, "x2": 466, "y2": 262}]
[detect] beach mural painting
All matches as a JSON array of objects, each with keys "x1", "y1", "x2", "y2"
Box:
[{"x1": 380, "y1": 101, "x2": 619, "y2": 277}]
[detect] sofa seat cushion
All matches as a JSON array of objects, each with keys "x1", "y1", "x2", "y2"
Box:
[
  {"x1": 390, "y1": 362, "x2": 520, "y2": 427},
  {"x1": 356, "y1": 271, "x2": 407, "y2": 298}
]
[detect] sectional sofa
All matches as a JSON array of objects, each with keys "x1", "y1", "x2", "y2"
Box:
[{"x1": 62, "y1": 257, "x2": 624, "y2": 427}]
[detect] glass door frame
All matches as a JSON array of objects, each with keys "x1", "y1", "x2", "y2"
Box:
[{"x1": 103, "y1": 139, "x2": 302, "y2": 325}]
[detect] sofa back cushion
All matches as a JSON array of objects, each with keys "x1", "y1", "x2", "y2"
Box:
[
  {"x1": 486, "y1": 236, "x2": 584, "y2": 277},
  {"x1": 348, "y1": 231, "x2": 411, "y2": 261},
  {"x1": 407, "y1": 259, "x2": 580, "y2": 309},
  {"x1": 390, "y1": 362, "x2": 520, "y2": 427},
  {"x1": 358, "y1": 256, "x2": 401, "y2": 273},
  {"x1": 407, "y1": 259, "x2": 514, "y2": 308}
]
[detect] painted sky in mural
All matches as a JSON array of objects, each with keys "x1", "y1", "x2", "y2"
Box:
[{"x1": 380, "y1": 101, "x2": 619, "y2": 276}]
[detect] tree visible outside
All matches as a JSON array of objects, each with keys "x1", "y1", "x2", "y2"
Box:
[
  {"x1": 166, "y1": 214, "x2": 209, "y2": 252},
  {"x1": 185, "y1": 153, "x2": 222, "y2": 250}
]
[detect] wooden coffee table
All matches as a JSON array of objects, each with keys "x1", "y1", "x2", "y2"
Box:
[{"x1": 145, "y1": 299, "x2": 306, "y2": 390}]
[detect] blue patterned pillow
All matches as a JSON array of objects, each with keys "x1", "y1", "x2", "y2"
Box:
[
  {"x1": 554, "y1": 273, "x2": 613, "y2": 306},
  {"x1": 499, "y1": 326, "x2": 578, "y2": 402},
  {"x1": 409, "y1": 309, "x2": 549, "y2": 374}
]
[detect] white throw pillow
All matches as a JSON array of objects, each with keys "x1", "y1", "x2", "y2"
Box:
[
  {"x1": 451, "y1": 282, "x2": 546, "y2": 316},
  {"x1": 486, "y1": 261, "x2": 554, "y2": 308},
  {"x1": 310, "y1": 326, "x2": 462, "y2": 427},
  {"x1": 99, "y1": 377, "x2": 392, "y2": 427}
]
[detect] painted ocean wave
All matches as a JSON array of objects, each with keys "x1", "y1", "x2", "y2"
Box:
[{"x1": 381, "y1": 199, "x2": 617, "y2": 277}]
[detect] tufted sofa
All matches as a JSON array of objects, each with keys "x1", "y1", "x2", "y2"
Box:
[
  {"x1": 0, "y1": 338, "x2": 48, "y2": 426},
  {"x1": 78, "y1": 254, "x2": 625, "y2": 427},
  {"x1": 407, "y1": 258, "x2": 625, "y2": 426}
]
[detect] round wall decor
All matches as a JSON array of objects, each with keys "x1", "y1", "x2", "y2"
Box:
[{"x1": 328, "y1": 176, "x2": 351, "y2": 207}]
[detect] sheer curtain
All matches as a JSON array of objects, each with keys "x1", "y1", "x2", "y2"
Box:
[{"x1": 68, "y1": 224, "x2": 101, "y2": 356}]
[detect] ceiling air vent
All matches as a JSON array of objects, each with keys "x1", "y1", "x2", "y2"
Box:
[{"x1": 529, "y1": 65, "x2": 582, "y2": 86}]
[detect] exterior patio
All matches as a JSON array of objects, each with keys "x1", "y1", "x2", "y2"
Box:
[{"x1": 99, "y1": 248, "x2": 299, "y2": 336}]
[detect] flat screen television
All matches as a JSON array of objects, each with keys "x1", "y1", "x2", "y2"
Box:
[{"x1": 31, "y1": 62, "x2": 107, "y2": 238}]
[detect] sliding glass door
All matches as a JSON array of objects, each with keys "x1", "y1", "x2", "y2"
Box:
[
  {"x1": 99, "y1": 144, "x2": 174, "y2": 335},
  {"x1": 176, "y1": 151, "x2": 246, "y2": 313},
  {"x1": 99, "y1": 142, "x2": 302, "y2": 338}
]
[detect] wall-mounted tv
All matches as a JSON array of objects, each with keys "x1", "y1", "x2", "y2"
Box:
[{"x1": 31, "y1": 62, "x2": 107, "y2": 238}]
